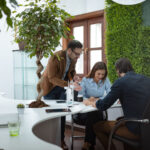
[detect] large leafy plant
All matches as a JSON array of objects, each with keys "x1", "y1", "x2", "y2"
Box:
[
  {"x1": 0, "y1": 0, "x2": 18, "y2": 27},
  {"x1": 14, "y1": 0, "x2": 72, "y2": 106}
]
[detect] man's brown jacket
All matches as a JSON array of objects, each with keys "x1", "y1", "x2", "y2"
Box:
[{"x1": 39, "y1": 50, "x2": 76, "y2": 96}]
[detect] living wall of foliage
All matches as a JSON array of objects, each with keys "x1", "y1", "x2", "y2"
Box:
[
  {"x1": 135, "y1": 26, "x2": 150, "y2": 77},
  {"x1": 105, "y1": 0, "x2": 150, "y2": 83}
]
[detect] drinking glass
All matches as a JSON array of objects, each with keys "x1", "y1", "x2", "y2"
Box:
[{"x1": 8, "y1": 113, "x2": 20, "y2": 136}]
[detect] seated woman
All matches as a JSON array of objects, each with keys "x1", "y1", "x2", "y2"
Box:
[{"x1": 78, "y1": 61, "x2": 111, "y2": 150}]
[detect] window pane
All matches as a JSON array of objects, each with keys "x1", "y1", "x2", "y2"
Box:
[
  {"x1": 90, "y1": 50, "x2": 102, "y2": 70},
  {"x1": 90, "y1": 23, "x2": 102, "y2": 48},
  {"x1": 75, "y1": 53, "x2": 84, "y2": 74},
  {"x1": 73, "y1": 26, "x2": 84, "y2": 44},
  {"x1": 14, "y1": 85, "x2": 24, "y2": 100},
  {"x1": 73, "y1": 26, "x2": 84, "y2": 74},
  {"x1": 13, "y1": 51, "x2": 23, "y2": 68},
  {"x1": 14, "y1": 68, "x2": 23, "y2": 85},
  {"x1": 24, "y1": 85, "x2": 38, "y2": 99},
  {"x1": 24, "y1": 68, "x2": 38, "y2": 85}
]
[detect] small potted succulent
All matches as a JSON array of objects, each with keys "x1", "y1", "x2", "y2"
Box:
[{"x1": 17, "y1": 103, "x2": 25, "y2": 114}]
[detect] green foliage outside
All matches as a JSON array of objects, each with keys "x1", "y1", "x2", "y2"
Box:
[
  {"x1": 14, "y1": 0, "x2": 72, "y2": 59},
  {"x1": 105, "y1": 0, "x2": 150, "y2": 83},
  {"x1": 0, "y1": 0, "x2": 18, "y2": 27}
]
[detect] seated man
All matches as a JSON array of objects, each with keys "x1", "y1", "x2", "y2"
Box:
[{"x1": 83, "y1": 58, "x2": 150, "y2": 150}]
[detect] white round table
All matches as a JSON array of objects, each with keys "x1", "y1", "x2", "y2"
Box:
[{"x1": 0, "y1": 95, "x2": 89, "y2": 150}]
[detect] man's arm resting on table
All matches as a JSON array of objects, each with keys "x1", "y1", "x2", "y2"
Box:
[
  {"x1": 96, "y1": 80, "x2": 121, "y2": 111},
  {"x1": 83, "y1": 80, "x2": 122, "y2": 110},
  {"x1": 83, "y1": 97, "x2": 98, "y2": 107}
]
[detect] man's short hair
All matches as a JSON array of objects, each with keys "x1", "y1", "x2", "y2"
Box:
[
  {"x1": 67, "y1": 40, "x2": 83, "y2": 51},
  {"x1": 115, "y1": 58, "x2": 134, "y2": 73}
]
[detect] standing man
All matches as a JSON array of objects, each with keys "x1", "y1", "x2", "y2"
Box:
[
  {"x1": 40, "y1": 40, "x2": 82, "y2": 150},
  {"x1": 83, "y1": 58, "x2": 150, "y2": 150}
]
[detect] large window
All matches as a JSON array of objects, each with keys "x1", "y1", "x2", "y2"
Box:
[{"x1": 64, "y1": 10, "x2": 105, "y2": 77}]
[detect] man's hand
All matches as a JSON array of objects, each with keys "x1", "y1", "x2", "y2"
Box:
[
  {"x1": 117, "y1": 100, "x2": 121, "y2": 104},
  {"x1": 70, "y1": 82, "x2": 82, "y2": 91},
  {"x1": 74, "y1": 82, "x2": 82, "y2": 91},
  {"x1": 73, "y1": 75, "x2": 80, "y2": 83}
]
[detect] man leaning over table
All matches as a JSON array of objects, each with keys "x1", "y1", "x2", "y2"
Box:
[
  {"x1": 83, "y1": 58, "x2": 150, "y2": 150},
  {"x1": 39, "y1": 40, "x2": 82, "y2": 150}
]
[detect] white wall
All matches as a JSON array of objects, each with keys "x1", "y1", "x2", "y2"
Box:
[
  {"x1": 58, "y1": 0, "x2": 87, "y2": 15},
  {"x1": 59, "y1": 0, "x2": 105, "y2": 15},
  {"x1": 0, "y1": 17, "x2": 18, "y2": 98},
  {"x1": 0, "y1": 0, "x2": 105, "y2": 98},
  {"x1": 86, "y1": 0, "x2": 105, "y2": 13}
]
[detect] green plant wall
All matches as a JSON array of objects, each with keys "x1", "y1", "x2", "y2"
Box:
[
  {"x1": 135, "y1": 26, "x2": 150, "y2": 77},
  {"x1": 105, "y1": 0, "x2": 150, "y2": 83}
]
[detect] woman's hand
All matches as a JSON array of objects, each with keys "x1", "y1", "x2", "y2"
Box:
[
  {"x1": 83, "y1": 99, "x2": 96, "y2": 107},
  {"x1": 88, "y1": 97, "x2": 99, "y2": 102},
  {"x1": 88, "y1": 97, "x2": 95, "y2": 101}
]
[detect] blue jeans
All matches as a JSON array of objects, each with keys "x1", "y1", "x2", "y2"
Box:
[
  {"x1": 44, "y1": 86, "x2": 66, "y2": 100},
  {"x1": 44, "y1": 86, "x2": 66, "y2": 141}
]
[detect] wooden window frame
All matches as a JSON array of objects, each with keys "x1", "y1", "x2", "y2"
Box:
[
  {"x1": 63, "y1": 10, "x2": 106, "y2": 60},
  {"x1": 62, "y1": 10, "x2": 106, "y2": 75}
]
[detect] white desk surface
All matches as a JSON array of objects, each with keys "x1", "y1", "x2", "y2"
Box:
[
  {"x1": 0, "y1": 96, "x2": 91, "y2": 150},
  {"x1": 0, "y1": 95, "x2": 121, "y2": 150}
]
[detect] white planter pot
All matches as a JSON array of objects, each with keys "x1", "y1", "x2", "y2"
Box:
[{"x1": 17, "y1": 108, "x2": 25, "y2": 114}]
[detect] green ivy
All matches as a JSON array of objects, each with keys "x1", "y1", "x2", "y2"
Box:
[
  {"x1": 105, "y1": 0, "x2": 150, "y2": 83},
  {"x1": 135, "y1": 26, "x2": 150, "y2": 77}
]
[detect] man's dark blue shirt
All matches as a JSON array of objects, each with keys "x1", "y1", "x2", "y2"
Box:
[{"x1": 96, "y1": 71, "x2": 150, "y2": 135}]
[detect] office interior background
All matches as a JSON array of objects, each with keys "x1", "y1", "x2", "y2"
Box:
[
  {"x1": 0, "y1": 0, "x2": 150, "y2": 100},
  {"x1": 0, "y1": 0, "x2": 104, "y2": 99},
  {"x1": 0, "y1": 1, "x2": 150, "y2": 150}
]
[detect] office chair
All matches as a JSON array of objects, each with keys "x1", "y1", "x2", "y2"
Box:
[
  {"x1": 70, "y1": 113, "x2": 86, "y2": 150},
  {"x1": 71, "y1": 111, "x2": 108, "y2": 150},
  {"x1": 108, "y1": 101, "x2": 150, "y2": 150},
  {"x1": 70, "y1": 91, "x2": 108, "y2": 150},
  {"x1": 70, "y1": 91, "x2": 85, "y2": 150}
]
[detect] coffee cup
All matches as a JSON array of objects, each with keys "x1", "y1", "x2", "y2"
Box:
[{"x1": 77, "y1": 94, "x2": 83, "y2": 102}]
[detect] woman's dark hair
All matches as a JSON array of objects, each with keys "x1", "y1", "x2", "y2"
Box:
[
  {"x1": 87, "y1": 62, "x2": 108, "y2": 81},
  {"x1": 115, "y1": 58, "x2": 134, "y2": 73},
  {"x1": 67, "y1": 40, "x2": 83, "y2": 51}
]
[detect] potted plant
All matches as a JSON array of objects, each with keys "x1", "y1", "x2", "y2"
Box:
[
  {"x1": 17, "y1": 103, "x2": 25, "y2": 114},
  {"x1": 13, "y1": 0, "x2": 72, "y2": 107}
]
